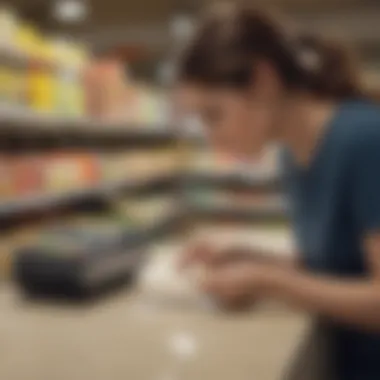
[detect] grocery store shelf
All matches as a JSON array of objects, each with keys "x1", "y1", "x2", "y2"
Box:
[
  {"x1": 0, "y1": 190, "x2": 95, "y2": 222},
  {"x1": 0, "y1": 105, "x2": 177, "y2": 149},
  {"x1": 0, "y1": 174, "x2": 179, "y2": 224},
  {"x1": 0, "y1": 48, "x2": 63, "y2": 71},
  {"x1": 105, "y1": 173, "x2": 179, "y2": 197},
  {"x1": 192, "y1": 200, "x2": 288, "y2": 222},
  {"x1": 142, "y1": 211, "x2": 186, "y2": 242},
  {"x1": 185, "y1": 171, "x2": 282, "y2": 191}
]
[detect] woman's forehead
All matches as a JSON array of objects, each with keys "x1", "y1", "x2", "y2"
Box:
[
  {"x1": 175, "y1": 84, "x2": 239, "y2": 112},
  {"x1": 176, "y1": 84, "x2": 211, "y2": 107}
]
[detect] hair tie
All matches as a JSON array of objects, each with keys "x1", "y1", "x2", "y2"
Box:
[
  {"x1": 297, "y1": 45, "x2": 321, "y2": 74},
  {"x1": 285, "y1": 30, "x2": 322, "y2": 74}
]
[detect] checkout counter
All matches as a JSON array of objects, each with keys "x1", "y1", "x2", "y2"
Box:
[{"x1": 0, "y1": 228, "x2": 310, "y2": 380}]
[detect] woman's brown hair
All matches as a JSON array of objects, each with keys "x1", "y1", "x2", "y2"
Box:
[{"x1": 178, "y1": 3, "x2": 363, "y2": 100}]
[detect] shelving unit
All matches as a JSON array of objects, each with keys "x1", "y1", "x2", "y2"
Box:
[
  {"x1": 0, "y1": 174, "x2": 178, "y2": 224},
  {"x1": 0, "y1": 8, "x2": 287, "y2": 293},
  {"x1": 183, "y1": 149, "x2": 286, "y2": 224},
  {"x1": 0, "y1": 113, "x2": 287, "y2": 229},
  {"x1": 6, "y1": 155, "x2": 183, "y2": 295},
  {"x1": 0, "y1": 104, "x2": 181, "y2": 223},
  {"x1": 0, "y1": 105, "x2": 178, "y2": 150},
  {"x1": 192, "y1": 201, "x2": 288, "y2": 223},
  {"x1": 0, "y1": 42, "x2": 183, "y2": 291},
  {"x1": 185, "y1": 171, "x2": 282, "y2": 192}
]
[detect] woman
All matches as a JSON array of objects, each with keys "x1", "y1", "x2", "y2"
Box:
[{"x1": 177, "y1": 3, "x2": 380, "y2": 380}]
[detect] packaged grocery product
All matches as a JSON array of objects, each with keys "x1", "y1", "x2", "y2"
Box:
[
  {"x1": 83, "y1": 58, "x2": 127, "y2": 121},
  {"x1": 100, "y1": 150, "x2": 174, "y2": 183},
  {"x1": 128, "y1": 85, "x2": 145, "y2": 124},
  {"x1": 35, "y1": 42, "x2": 55, "y2": 113},
  {"x1": 121, "y1": 196, "x2": 177, "y2": 227},
  {"x1": 0, "y1": 66, "x2": 15, "y2": 104},
  {"x1": 0, "y1": 155, "x2": 12, "y2": 200},
  {"x1": 20, "y1": 25, "x2": 54, "y2": 113},
  {"x1": 100, "y1": 152, "x2": 126, "y2": 182},
  {"x1": 0, "y1": 10, "x2": 90, "y2": 113},
  {"x1": 76, "y1": 153, "x2": 101, "y2": 185},
  {"x1": 52, "y1": 39, "x2": 88, "y2": 117},
  {"x1": 10, "y1": 154, "x2": 44, "y2": 196},
  {"x1": 43, "y1": 152, "x2": 100, "y2": 193},
  {"x1": 152, "y1": 148, "x2": 182, "y2": 175},
  {"x1": 13, "y1": 66, "x2": 28, "y2": 106},
  {"x1": 188, "y1": 150, "x2": 234, "y2": 174},
  {"x1": 221, "y1": 191, "x2": 285, "y2": 211},
  {"x1": 15, "y1": 22, "x2": 37, "y2": 59},
  {"x1": 70, "y1": 44, "x2": 88, "y2": 117},
  {"x1": 189, "y1": 144, "x2": 280, "y2": 174}
]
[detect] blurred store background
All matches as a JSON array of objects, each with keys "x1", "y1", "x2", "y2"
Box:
[{"x1": 0, "y1": 1, "x2": 379, "y2": 380}]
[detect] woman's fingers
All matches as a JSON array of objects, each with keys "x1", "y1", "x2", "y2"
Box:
[
  {"x1": 200, "y1": 267, "x2": 237, "y2": 298},
  {"x1": 179, "y1": 243, "x2": 256, "y2": 271},
  {"x1": 200, "y1": 266, "x2": 256, "y2": 311},
  {"x1": 201, "y1": 262, "x2": 261, "y2": 298},
  {"x1": 178, "y1": 242, "x2": 217, "y2": 269}
]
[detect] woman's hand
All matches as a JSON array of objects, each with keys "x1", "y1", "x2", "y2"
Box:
[
  {"x1": 179, "y1": 242, "x2": 268, "y2": 310},
  {"x1": 182, "y1": 237, "x2": 380, "y2": 330},
  {"x1": 200, "y1": 260, "x2": 276, "y2": 309},
  {"x1": 179, "y1": 241, "x2": 297, "y2": 271},
  {"x1": 179, "y1": 242, "x2": 298, "y2": 311}
]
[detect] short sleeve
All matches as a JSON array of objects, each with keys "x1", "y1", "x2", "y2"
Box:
[{"x1": 352, "y1": 130, "x2": 380, "y2": 234}]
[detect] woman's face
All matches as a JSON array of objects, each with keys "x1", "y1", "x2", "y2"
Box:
[{"x1": 177, "y1": 65, "x2": 284, "y2": 161}]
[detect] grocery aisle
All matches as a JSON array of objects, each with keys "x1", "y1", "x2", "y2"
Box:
[{"x1": 0, "y1": 4, "x2": 309, "y2": 380}]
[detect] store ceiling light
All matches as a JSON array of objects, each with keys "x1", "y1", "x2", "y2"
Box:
[{"x1": 53, "y1": 0, "x2": 88, "y2": 23}]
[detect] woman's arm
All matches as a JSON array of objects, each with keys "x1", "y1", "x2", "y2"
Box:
[
  {"x1": 203, "y1": 232, "x2": 380, "y2": 332},
  {"x1": 263, "y1": 260, "x2": 380, "y2": 332},
  {"x1": 202, "y1": 128, "x2": 380, "y2": 329},
  {"x1": 181, "y1": 242, "x2": 299, "y2": 270},
  {"x1": 270, "y1": 233, "x2": 380, "y2": 331}
]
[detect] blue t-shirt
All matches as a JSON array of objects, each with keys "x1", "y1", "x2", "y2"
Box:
[{"x1": 283, "y1": 100, "x2": 380, "y2": 380}]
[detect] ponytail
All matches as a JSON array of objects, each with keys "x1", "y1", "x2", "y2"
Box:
[{"x1": 292, "y1": 34, "x2": 361, "y2": 98}]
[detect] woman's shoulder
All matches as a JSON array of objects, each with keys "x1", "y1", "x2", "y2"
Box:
[
  {"x1": 333, "y1": 101, "x2": 380, "y2": 179},
  {"x1": 339, "y1": 99, "x2": 380, "y2": 128},
  {"x1": 337, "y1": 100, "x2": 380, "y2": 154}
]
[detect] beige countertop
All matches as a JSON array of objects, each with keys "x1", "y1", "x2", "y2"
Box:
[
  {"x1": 0, "y1": 285, "x2": 309, "y2": 380},
  {"x1": 0, "y1": 231, "x2": 309, "y2": 380}
]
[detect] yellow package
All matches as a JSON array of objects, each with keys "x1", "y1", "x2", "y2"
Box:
[
  {"x1": 29, "y1": 39, "x2": 55, "y2": 113},
  {"x1": 28, "y1": 69, "x2": 53, "y2": 112}
]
